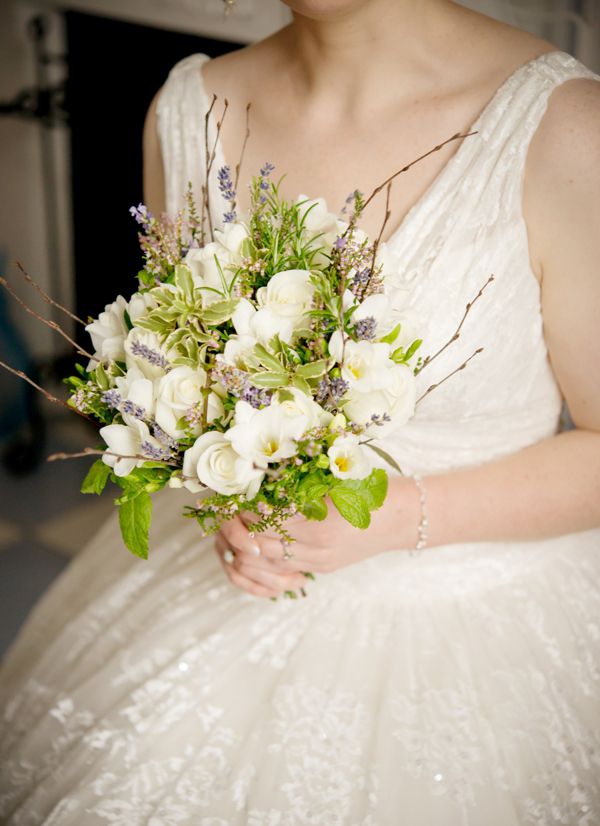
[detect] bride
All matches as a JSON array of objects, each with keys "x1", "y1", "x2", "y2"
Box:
[{"x1": 1, "y1": 0, "x2": 600, "y2": 822}]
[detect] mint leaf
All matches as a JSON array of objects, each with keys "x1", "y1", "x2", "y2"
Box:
[
  {"x1": 338, "y1": 468, "x2": 388, "y2": 511},
  {"x1": 81, "y1": 459, "x2": 111, "y2": 495},
  {"x1": 297, "y1": 471, "x2": 331, "y2": 501},
  {"x1": 301, "y1": 499, "x2": 328, "y2": 521},
  {"x1": 364, "y1": 443, "x2": 403, "y2": 475},
  {"x1": 118, "y1": 490, "x2": 152, "y2": 559},
  {"x1": 330, "y1": 486, "x2": 370, "y2": 529}
]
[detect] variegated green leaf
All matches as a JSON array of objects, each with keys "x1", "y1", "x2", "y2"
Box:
[
  {"x1": 295, "y1": 359, "x2": 328, "y2": 379},
  {"x1": 253, "y1": 343, "x2": 284, "y2": 372},
  {"x1": 291, "y1": 374, "x2": 311, "y2": 396},
  {"x1": 251, "y1": 371, "x2": 290, "y2": 388}
]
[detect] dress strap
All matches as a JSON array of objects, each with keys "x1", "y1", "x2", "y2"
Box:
[{"x1": 156, "y1": 54, "x2": 228, "y2": 223}]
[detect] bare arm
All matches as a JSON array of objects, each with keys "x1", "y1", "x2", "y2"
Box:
[{"x1": 143, "y1": 89, "x2": 166, "y2": 217}]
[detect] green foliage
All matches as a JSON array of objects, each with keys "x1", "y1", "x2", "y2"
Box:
[
  {"x1": 118, "y1": 491, "x2": 152, "y2": 559},
  {"x1": 81, "y1": 459, "x2": 111, "y2": 494}
]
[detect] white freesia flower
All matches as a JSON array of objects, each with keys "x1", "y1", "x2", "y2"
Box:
[
  {"x1": 155, "y1": 366, "x2": 224, "y2": 439},
  {"x1": 272, "y1": 387, "x2": 333, "y2": 429},
  {"x1": 226, "y1": 400, "x2": 308, "y2": 468},
  {"x1": 328, "y1": 433, "x2": 371, "y2": 480},
  {"x1": 184, "y1": 222, "x2": 250, "y2": 295},
  {"x1": 232, "y1": 297, "x2": 294, "y2": 345},
  {"x1": 328, "y1": 333, "x2": 395, "y2": 392},
  {"x1": 343, "y1": 363, "x2": 416, "y2": 437},
  {"x1": 114, "y1": 367, "x2": 155, "y2": 426},
  {"x1": 256, "y1": 269, "x2": 316, "y2": 328},
  {"x1": 99, "y1": 419, "x2": 163, "y2": 477},
  {"x1": 85, "y1": 295, "x2": 129, "y2": 368},
  {"x1": 124, "y1": 329, "x2": 171, "y2": 381},
  {"x1": 182, "y1": 431, "x2": 264, "y2": 498}
]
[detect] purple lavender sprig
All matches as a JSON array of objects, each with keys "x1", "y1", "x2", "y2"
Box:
[{"x1": 130, "y1": 341, "x2": 172, "y2": 372}]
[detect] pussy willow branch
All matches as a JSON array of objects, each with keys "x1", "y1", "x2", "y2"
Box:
[
  {"x1": 13, "y1": 262, "x2": 86, "y2": 326},
  {"x1": 0, "y1": 277, "x2": 96, "y2": 360},
  {"x1": 361, "y1": 130, "x2": 477, "y2": 214},
  {"x1": 0, "y1": 360, "x2": 97, "y2": 423},
  {"x1": 232, "y1": 102, "x2": 252, "y2": 211},
  {"x1": 47, "y1": 447, "x2": 180, "y2": 467},
  {"x1": 417, "y1": 348, "x2": 483, "y2": 404},
  {"x1": 416, "y1": 275, "x2": 494, "y2": 375}
]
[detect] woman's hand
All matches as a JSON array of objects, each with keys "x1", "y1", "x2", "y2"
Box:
[{"x1": 214, "y1": 476, "x2": 420, "y2": 597}]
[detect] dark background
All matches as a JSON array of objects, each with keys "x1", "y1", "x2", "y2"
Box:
[{"x1": 65, "y1": 11, "x2": 239, "y2": 338}]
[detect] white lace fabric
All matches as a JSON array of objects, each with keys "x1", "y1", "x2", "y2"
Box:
[{"x1": 1, "y1": 51, "x2": 599, "y2": 825}]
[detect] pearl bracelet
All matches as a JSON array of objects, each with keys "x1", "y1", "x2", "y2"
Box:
[{"x1": 411, "y1": 474, "x2": 428, "y2": 556}]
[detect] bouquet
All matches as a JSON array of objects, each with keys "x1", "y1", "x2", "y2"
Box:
[{"x1": 1, "y1": 117, "x2": 489, "y2": 569}]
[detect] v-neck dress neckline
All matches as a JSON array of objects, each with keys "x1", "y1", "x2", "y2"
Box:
[{"x1": 196, "y1": 50, "x2": 563, "y2": 247}]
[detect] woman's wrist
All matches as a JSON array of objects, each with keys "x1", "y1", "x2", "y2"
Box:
[{"x1": 371, "y1": 474, "x2": 425, "y2": 554}]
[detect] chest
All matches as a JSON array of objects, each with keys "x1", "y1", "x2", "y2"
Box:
[{"x1": 214, "y1": 91, "x2": 483, "y2": 243}]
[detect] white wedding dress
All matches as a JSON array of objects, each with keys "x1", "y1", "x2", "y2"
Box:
[{"x1": 1, "y1": 51, "x2": 600, "y2": 826}]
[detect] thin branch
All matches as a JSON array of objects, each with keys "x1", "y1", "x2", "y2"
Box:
[
  {"x1": 0, "y1": 360, "x2": 97, "y2": 423},
  {"x1": 416, "y1": 348, "x2": 483, "y2": 404},
  {"x1": 0, "y1": 277, "x2": 96, "y2": 360},
  {"x1": 365, "y1": 181, "x2": 392, "y2": 295},
  {"x1": 416, "y1": 275, "x2": 494, "y2": 375},
  {"x1": 47, "y1": 446, "x2": 180, "y2": 467},
  {"x1": 232, "y1": 102, "x2": 252, "y2": 210},
  {"x1": 205, "y1": 97, "x2": 229, "y2": 242},
  {"x1": 13, "y1": 261, "x2": 86, "y2": 325},
  {"x1": 201, "y1": 93, "x2": 218, "y2": 245},
  {"x1": 361, "y1": 131, "x2": 477, "y2": 214}
]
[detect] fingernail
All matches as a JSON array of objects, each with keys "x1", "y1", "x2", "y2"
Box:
[
  {"x1": 223, "y1": 549, "x2": 235, "y2": 564},
  {"x1": 249, "y1": 543, "x2": 260, "y2": 556}
]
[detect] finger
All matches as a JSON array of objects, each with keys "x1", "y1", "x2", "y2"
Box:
[
  {"x1": 226, "y1": 564, "x2": 283, "y2": 599},
  {"x1": 235, "y1": 557, "x2": 307, "y2": 594},
  {"x1": 219, "y1": 514, "x2": 261, "y2": 556},
  {"x1": 231, "y1": 549, "x2": 305, "y2": 575}
]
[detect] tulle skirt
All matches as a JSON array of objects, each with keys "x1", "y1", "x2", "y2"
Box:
[{"x1": 1, "y1": 489, "x2": 599, "y2": 825}]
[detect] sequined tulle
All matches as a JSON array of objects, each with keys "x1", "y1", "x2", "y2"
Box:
[{"x1": 1, "y1": 51, "x2": 599, "y2": 825}]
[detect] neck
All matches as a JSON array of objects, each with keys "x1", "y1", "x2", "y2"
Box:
[{"x1": 278, "y1": 0, "x2": 459, "y2": 105}]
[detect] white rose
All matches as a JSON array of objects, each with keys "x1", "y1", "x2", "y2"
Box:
[
  {"x1": 296, "y1": 195, "x2": 339, "y2": 237},
  {"x1": 184, "y1": 222, "x2": 249, "y2": 294},
  {"x1": 124, "y1": 328, "x2": 171, "y2": 381},
  {"x1": 128, "y1": 291, "x2": 158, "y2": 323},
  {"x1": 226, "y1": 400, "x2": 308, "y2": 468},
  {"x1": 99, "y1": 419, "x2": 163, "y2": 477},
  {"x1": 155, "y1": 366, "x2": 224, "y2": 439},
  {"x1": 343, "y1": 363, "x2": 416, "y2": 437},
  {"x1": 114, "y1": 367, "x2": 155, "y2": 426},
  {"x1": 182, "y1": 431, "x2": 264, "y2": 498},
  {"x1": 327, "y1": 434, "x2": 370, "y2": 480},
  {"x1": 85, "y1": 295, "x2": 129, "y2": 368},
  {"x1": 271, "y1": 387, "x2": 333, "y2": 429},
  {"x1": 328, "y1": 333, "x2": 395, "y2": 392},
  {"x1": 256, "y1": 269, "x2": 315, "y2": 328},
  {"x1": 221, "y1": 336, "x2": 262, "y2": 371}
]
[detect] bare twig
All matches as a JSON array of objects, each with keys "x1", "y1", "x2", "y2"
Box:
[
  {"x1": 204, "y1": 97, "x2": 229, "y2": 242},
  {"x1": 232, "y1": 102, "x2": 252, "y2": 210},
  {"x1": 47, "y1": 446, "x2": 180, "y2": 467},
  {"x1": 0, "y1": 360, "x2": 97, "y2": 423},
  {"x1": 13, "y1": 261, "x2": 86, "y2": 326},
  {"x1": 416, "y1": 348, "x2": 484, "y2": 404},
  {"x1": 365, "y1": 181, "x2": 393, "y2": 295},
  {"x1": 416, "y1": 275, "x2": 494, "y2": 375},
  {"x1": 201, "y1": 93, "x2": 218, "y2": 245},
  {"x1": 0, "y1": 276, "x2": 96, "y2": 360},
  {"x1": 361, "y1": 131, "x2": 477, "y2": 214}
]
